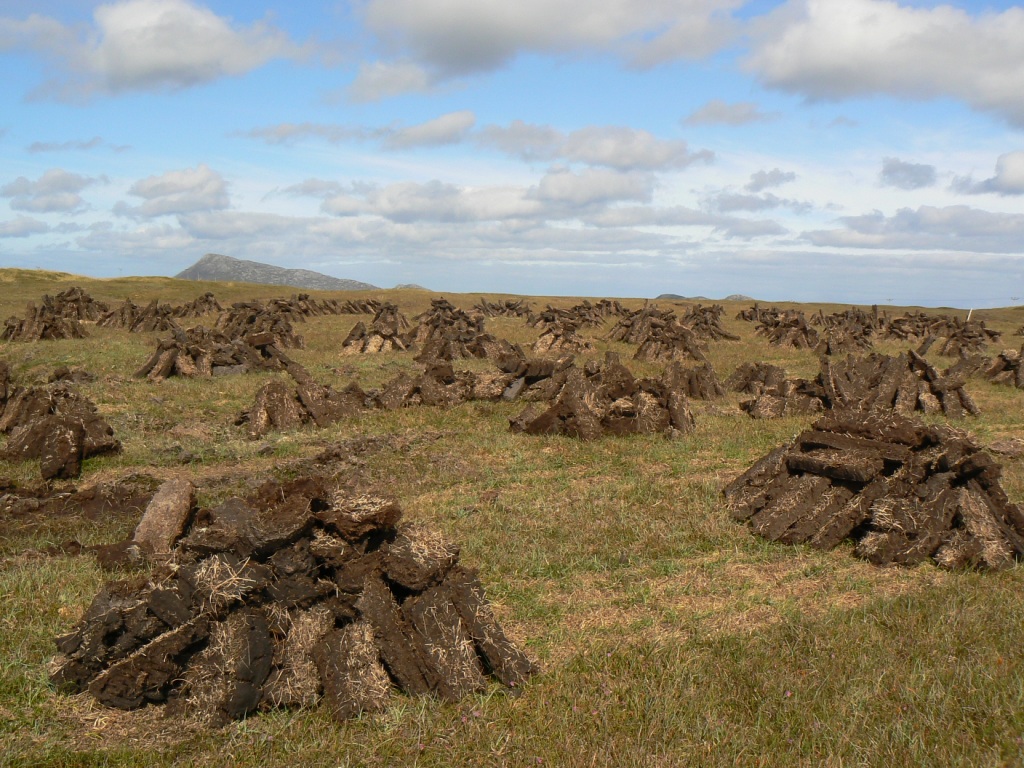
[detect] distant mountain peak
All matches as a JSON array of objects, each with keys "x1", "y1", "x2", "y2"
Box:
[{"x1": 175, "y1": 254, "x2": 378, "y2": 291}]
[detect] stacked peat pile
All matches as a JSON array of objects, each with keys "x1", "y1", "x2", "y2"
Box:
[
  {"x1": 633, "y1": 321, "x2": 707, "y2": 363},
  {"x1": 134, "y1": 327, "x2": 287, "y2": 382},
  {"x1": 510, "y1": 352, "x2": 695, "y2": 440},
  {"x1": 0, "y1": 380, "x2": 119, "y2": 479},
  {"x1": 97, "y1": 299, "x2": 142, "y2": 331},
  {"x1": 755, "y1": 310, "x2": 819, "y2": 349},
  {"x1": 982, "y1": 346, "x2": 1024, "y2": 389},
  {"x1": 51, "y1": 477, "x2": 535, "y2": 723},
  {"x1": 370, "y1": 361, "x2": 514, "y2": 411},
  {"x1": 735, "y1": 304, "x2": 780, "y2": 323},
  {"x1": 816, "y1": 352, "x2": 979, "y2": 418},
  {"x1": 881, "y1": 312, "x2": 1000, "y2": 356},
  {"x1": 679, "y1": 304, "x2": 739, "y2": 341},
  {"x1": 473, "y1": 298, "x2": 532, "y2": 318},
  {"x1": 239, "y1": 356, "x2": 365, "y2": 438},
  {"x1": 733, "y1": 353, "x2": 980, "y2": 420},
  {"x1": 126, "y1": 299, "x2": 182, "y2": 334},
  {"x1": 605, "y1": 305, "x2": 676, "y2": 345},
  {"x1": 51, "y1": 287, "x2": 109, "y2": 321},
  {"x1": 815, "y1": 327, "x2": 873, "y2": 356},
  {"x1": 528, "y1": 300, "x2": 620, "y2": 329},
  {"x1": 335, "y1": 299, "x2": 383, "y2": 315},
  {"x1": 722, "y1": 411, "x2": 1024, "y2": 570},
  {"x1": 408, "y1": 299, "x2": 500, "y2": 362},
  {"x1": 725, "y1": 362, "x2": 788, "y2": 396},
  {"x1": 341, "y1": 303, "x2": 411, "y2": 355},
  {"x1": 217, "y1": 302, "x2": 305, "y2": 349},
  {"x1": 2, "y1": 297, "x2": 88, "y2": 342},
  {"x1": 663, "y1": 362, "x2": 725, "y2": 400},
  {"x1": 532, "y1": 320, "x2": 593, "y2": 356},
  {"x1": 172, "y1": 293, "x2": 223, "y2": 319}
]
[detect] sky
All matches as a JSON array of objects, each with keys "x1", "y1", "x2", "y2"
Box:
[{"x1": 1, "y1": 0, "x2": 1023, "y2": 306}]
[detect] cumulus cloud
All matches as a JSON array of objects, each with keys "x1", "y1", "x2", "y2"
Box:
[
  {"x1": 346, "y1": 60, "x2": 434, "y2": 102},
  {"x1": 358, "y1": 0, "x2": 742, "y2": 80},
  {"x1": 114, "y1": 163, "x2": 228, "y2": 218},
  {"x1": 745, "y1": 168, "x2": 796, "y2": 192},
  {"x1": 531, "y1": 167, "x2": 654, "y2": 207},
  {"x1": 0, "y1": 215, "x2": 49, "y2": 237},
  {"x1": 0, "y1": 0, "x2": 305, "y2": 100},
  {"x1": 804, "y1": 205, "x2": 1024, "y2": 253},
  {"x1": 710, "y1": 191, "x2": 809, "y2": 214},
  {"x1": 747, "y1": 0, "x2": 1024, "y2": 126},
  {"x1": 879, "y1": 157, "x2": 936, "y2": 190},
  {"x1": 0, "y1": 168, "x2": 98, "y2": 213},
  {"x1": 477, "y1": 122, "x2": 712, "y2": 170},
  {"x1": 952, "y1": 151, "x2": 1024, "y2": 196},
  {"x1": 383, "y1": 110, "x2": 476, "y2": 149},
  {"x1": 236, "y1": 123, "x2": 365, "y2": 145},
  {"x1": 683, "y1": 99, "x2": 779, "y2": 126}
]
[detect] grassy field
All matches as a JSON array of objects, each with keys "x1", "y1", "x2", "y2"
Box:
[{"x1": 1, "y1": 269, "x2": 1023, "y2": 767}]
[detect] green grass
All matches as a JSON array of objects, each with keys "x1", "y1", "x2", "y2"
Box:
[{"x1": 2, "y1": 270, "x2": 1024, "y2": 766}]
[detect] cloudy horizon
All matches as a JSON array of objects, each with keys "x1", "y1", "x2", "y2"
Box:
[{"x1": 1, "y1": 0, "x2": 1023, "y2": 308}]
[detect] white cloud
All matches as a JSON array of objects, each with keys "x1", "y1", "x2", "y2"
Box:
[
  {"x1": 879, "y1": 158, "x2": 936, "y2": 190},
  {"x1": 477, "y1": 122, "x2": 712, "y2": 171},
  {"x1": 683, "y1": 99, "x2": 778, "y2": 126},
  {"x1": 0, "y1": 168, "x2": 98, "y2": 212},
  {"x1": 804, "y1": 205, "x2": 1024, "y2": 253},
  {"x1": 953, "y1": 151, "x2": 1024, "y2": 196},
  {"x1": 383, "y1": 110, "x2": 476, "y2": 149},
  {"x1": 0, "y1": 0, "x2": 304, "y2": 99},
  {"x1": 237, "y1": 123, "x2": 364, "y2": 145},
  {"x1": 115, "y1": 163, "x2": 228, "y2": 218},
  {"x1": 359, "y1": 0, "x2": 742, "y2": 78},
  {"x1": 346, "y1": 60, "x2": 434, "y2": 102},
  {"x1": 747, "y1": 0, "x2": 1024, "y2": 126},
  {"x1": 531, "y1": 167, "x2": 653, "y2": 207},
  {"x1": 745, "y1": 168, "x2": 796, "y2": 192},
  {"x1": 0, "y1": 215, "x2": 49, "y2": 237}
]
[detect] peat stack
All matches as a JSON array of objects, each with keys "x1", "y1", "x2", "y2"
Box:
[
  {"x1": 340, "y1": 303, "x2": 411, "y2": 354},
  {"x1": 722, "y1": 411, "x2": 1024, "y2": 570},
  {"x1": 605, "y1": 305, "x2": 676, "y2": 345},
  {"x1": 409, "y1": 299, "x2": 485, "y2": 346},
  {"x1": 739, "y1": 381, "x2": 824, "y2": 420},
  {"x1": 335, "y1": 299, "x2": 383, "y2": 315},
  {"x1": 725, "y1": 362, "x2": 788, "y2": 395},
  {"x1": 510, "y1": 352, "x2": 695, "y2": 440},
  {"x1": 663, "y1": 362, "x2": 725, "y2": 400},
  {"x1": 51, "y1": 477, "x2": 536, "y2": 724},
  {"x1": 2, "y1": 298, "x2": 88, "y2": 342},
  {"x1": 817, "y1": 352, "x2": 979, "y2": 418},
  {"x1": 473, "y1": 298, "x2": 532, "y2": 318},
  {"x1": 216, "y1": 302, "x2": 305, "y2": 349},
  {"x1": 815, "y1": 327, "x2": 873, "y2": 356},
  {"x1": 51, "y1": 287, "x2": 109, "y2": 321},
  {"x1": 0, "y1": 382, "x2": 120, "y2": 479},
  {"x1": 128, "y1": 299, "x2": 183, "y2": 334},
  {"x1": 735, "y1": 304, "x2": 780, "y2": 323},
  {"x1": 633, "y1": 322, "x2": 707, "y2": 363},
  {"x1": 239, "y1": 357, "x2": 366, "y2": 438},
  {"x1": 983, "y1": 346, "x2": 1024, "y2": 389},
  {"x1": 172, "y1": 292, "x2": 223, "y2": 319},
  {"x1": 679, "y1": 304, "x2": 739, "y2": 341},
  {"x1": 134, "y1": 327, "x2": 287, "y2": 381},
  {"x1": 533, "y1": 321, "x2": 593, "y2": 356},
  {"x1": 755, "y1": 310, "x2": 819, "y2": 349},
  {"x1": 98, "y1": 299, "x2": 142, "y2": 330}
]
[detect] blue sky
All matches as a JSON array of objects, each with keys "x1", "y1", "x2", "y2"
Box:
[{"x1": 1, "y1": 0, "x2": 1023, "y2": 306}]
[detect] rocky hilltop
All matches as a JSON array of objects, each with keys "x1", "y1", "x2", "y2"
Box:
[{"x1": 175, "y1": 254, "x2": 378, "y2": 291}]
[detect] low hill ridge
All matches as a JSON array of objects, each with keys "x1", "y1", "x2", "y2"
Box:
[{"x1": 175, "y1": 254, "x2": 378, "y2": 291}]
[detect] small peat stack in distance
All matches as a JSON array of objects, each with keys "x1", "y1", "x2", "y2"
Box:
[
  {"x1": 341, "y1": 303, "x2": 411, "y2": 354},
  {"x1": 678, "y1": 304, "x2": 739, "y2": 342},
  {"x1": 532, "y1": 320, "x2": 594, "y2": 356},
  {"x1": 216, "y1": 302, "x2": 305, "y2": 349},
  {"x1": 473, "y1": 298, "x2": 532, "y2": 318},
  {"x1": 172, "y1": 292, "x2": 223, "y2": 319},
  {"x1": 722, "y1": 411, "x2": 1024, "y2": 570},
  {"x1": 50, "y1": 477, "x2": 535, "y2": 724}
]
